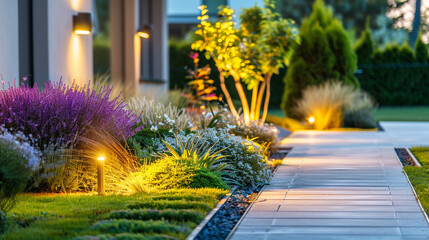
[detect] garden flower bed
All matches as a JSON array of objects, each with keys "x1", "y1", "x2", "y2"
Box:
[{"x1": 0, "y1": 79, "x2": 280, "y2": 239}]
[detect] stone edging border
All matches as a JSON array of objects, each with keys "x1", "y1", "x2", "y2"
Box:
[
  {"x1": 394, "y1": 148, "x2": 429, "y2": 225},
  {"x1": 186, "y1": 186, "x2": 238, "y2": 240},
  {"x1": 405, "y1": 148, "x2": 422, "y2": 167}
]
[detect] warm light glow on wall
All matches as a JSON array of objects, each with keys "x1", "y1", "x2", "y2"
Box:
[{"x1": 70, "y1": 0, "x2": 81, "y2": 10}]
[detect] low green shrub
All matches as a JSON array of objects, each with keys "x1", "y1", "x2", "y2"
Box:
[
  {"x1": 165, "y1": 128, "x2": 272, "y2": 187},
  {"x1": 0, "y1": 139, "x2": 33, "y2": 212},
  {"x1": 109, "y1": 209, "x2": 203, "y2": 223},
  {"x1": 126, "y1": 156, "x2": 195, "y2": 193},
  {"x1": 195, "y1": 106, "x2": 279, "y2": 147},
  {"x1": 127, "y1": 129, "x2": 173, "y2": 162},
  {"x1": 0, "y1": 211, "x2": 9, "y2": 234},
  {"x1": 90, "y1": 220, "x2": 185, "y2": 234},
  {"x1": 343, "y1": 109, "x2": 377, "y2": 129},
  {"x1": 190, "y1": 169, "x2": 229, "y2": 190},
  {"x1": 127, "y1": 201, "x2": 211, "y2": 212}
]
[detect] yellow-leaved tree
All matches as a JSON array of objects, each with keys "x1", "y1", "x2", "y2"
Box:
[{"x1": 192, "y1": 0, "x2": 298, "y2": 124}]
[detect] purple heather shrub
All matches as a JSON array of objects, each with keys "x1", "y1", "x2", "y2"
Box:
[{"x1": 0, "y1": 80, "x2": 138, "y2": 150}]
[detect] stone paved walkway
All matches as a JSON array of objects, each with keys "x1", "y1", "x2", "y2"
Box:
[{"x1": 230, "y1": 125, "x2": 429, "y2": 239}]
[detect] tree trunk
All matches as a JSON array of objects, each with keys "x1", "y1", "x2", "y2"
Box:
[
  {"x1": 231, "y1": 71, "x2": 250, "y2": 125},
  {"x1": 250, "y1": 85, "x2": 258, "y2": 121},
  {"x1": 218, "y1": 68, "x2": 238, "y2": 118},
  {"x1": 261, "y1": 74, "x2": 272, "y2": 123},
  {"x1": 255, "y1": 75, "x2": 268, "y2": 120},
  {"x1": 411, "y1": 0, "x2": 421, "y2": 46}
]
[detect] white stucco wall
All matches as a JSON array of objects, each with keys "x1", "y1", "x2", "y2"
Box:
[
  {"x1": 0, "y1": 0, "x2": 19, "y2": 87},
  {"x1": 48, "y1": 0, "x2": 93, "y2": 86}
]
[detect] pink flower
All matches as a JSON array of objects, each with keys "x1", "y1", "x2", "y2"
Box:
[
  {"x1": 1, "y1": 81, "x2": 4, "y2": 85},
  {"x1": 23, "y1": 76, "x2": 27, "y2": 82},
  {"x1": 189, "y1": 52, "x2": 198, "y2": 60}
]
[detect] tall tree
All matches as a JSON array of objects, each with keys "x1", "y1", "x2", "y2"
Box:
[
  {"x1": 387, "y1": 0, "x2": 429, "y2": 44},
  {"x1": 276, "y1": 0, "x2": 388, "y2": 37}
]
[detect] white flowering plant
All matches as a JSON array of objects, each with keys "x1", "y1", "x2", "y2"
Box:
[
  {"x1": 127, "y1": 97, "x2": 192, "y2": 132},
  {"x1": 0, "y1": 127, "x2": 41, "y2": 212},
  {"x1": 0, "y1": 127, "x2": 41, "y2": 170}
]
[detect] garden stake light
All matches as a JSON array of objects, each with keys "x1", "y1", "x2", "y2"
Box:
[
  {"x1": 97, "y1": 156, "x2": 105, "y2": 196},
  {"x1": 308, "y1": 116, "x2": 315, "y2": 129}
]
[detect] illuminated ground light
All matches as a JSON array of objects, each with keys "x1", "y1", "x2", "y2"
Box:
[
  {"x1": 97, "y1": 155, "x2": 105, "y2": 196},
  {"x1": 308, "y1": 116, "x2": 315, "y2": 124}
]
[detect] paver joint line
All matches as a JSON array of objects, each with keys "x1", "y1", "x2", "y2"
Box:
[{"x1": 230, "y1": 126, "x2": 429, "y2": 239}]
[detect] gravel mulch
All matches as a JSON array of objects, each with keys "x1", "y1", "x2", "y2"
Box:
[
  {"x1": 395, "y1": 148, "x2": 416, "y2": 166},
  {"x1": 193, "y1": 148, "x2": 291, "y2": 240}
]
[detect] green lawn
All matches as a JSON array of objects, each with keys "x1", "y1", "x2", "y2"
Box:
[
  {"x1": 0, "y1": 188, "x2": 226, "y2": 240},
  {"x1": 374, "y1": 106, "x2": 429, "y2": 121},
  {"x1": 268, "y1": 106, "x2": 429, "y2": 122},
  {"x1": 404, "y1": 147, "x2": 429, "y2": 215}
]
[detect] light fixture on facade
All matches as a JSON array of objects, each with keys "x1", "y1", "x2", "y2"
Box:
[
  {"x1": 73, "y1": 12, "x2": 92, "y2": 35},
  {"x1": 137, "y1": 25, "x2": 151, "y2": 38}
]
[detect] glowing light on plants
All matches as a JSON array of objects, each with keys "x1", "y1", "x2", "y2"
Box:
[{"x1": 308, "y1": 116, "x2": 315, "y2": 124}]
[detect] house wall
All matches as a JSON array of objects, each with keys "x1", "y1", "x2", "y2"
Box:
[
  {"x1": 48, "y1": 0, "x2": 93, "y2": 86},
  {"x1": 0, "y1": 0, "x2": 19, "y2": 87}
]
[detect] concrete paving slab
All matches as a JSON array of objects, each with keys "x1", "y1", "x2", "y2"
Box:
[{"x1": 230, "y1": 126, "x2": 429, "y2": 240}]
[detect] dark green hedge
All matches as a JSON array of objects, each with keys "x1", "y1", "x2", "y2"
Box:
[{"x1": 355, "y1": 30, "x2": 429, "y2": 105}]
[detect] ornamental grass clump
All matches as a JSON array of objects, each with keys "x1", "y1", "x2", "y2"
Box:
[
  {"x1": 0, "y1": 80, "x2": 138, "y2": 150},
  {"x1": 165, "y1": 128, "x2": 272, "y2": 187},
  {"x1": 127, "y1": 97, "x2": 191, "y2": 132},
  {"x1": 295, "y1": 81, "x2": 376, "y2": 130}
]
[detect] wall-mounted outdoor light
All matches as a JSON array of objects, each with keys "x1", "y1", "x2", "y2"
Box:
[
  {"x1": 137, "y1": 25, "x2": 151, "y2": 39},
  {"x1": 97, "y1": 155, "x2": 105, "y2": 196},
  {"x1": 73, "y1": 12, "x2": 92, "y2": 35}
]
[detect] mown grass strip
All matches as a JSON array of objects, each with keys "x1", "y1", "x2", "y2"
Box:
[
  {"x1": 109, "y1": 209, "x2": 203, "y2": 223},
  {"x1": 127, "y1": 201, "x2": 212, "y2": 212}
]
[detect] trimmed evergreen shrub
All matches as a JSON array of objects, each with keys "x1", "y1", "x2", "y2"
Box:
[
  {"x1": 356, "y1": 29, "x2": 429, "y2": 105},
  {"x1": 415, "y1": 34, "x2": 429, "y2": 63},
  {"x1": 281, "y1": 0, "x2": 359, "y2": 119},
  {"x1": 355, "y1": 27, "x2": 374, "y2": 65},
  {"x1": 190, "y1": 169, "x2": 229, "y2": 190}
]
